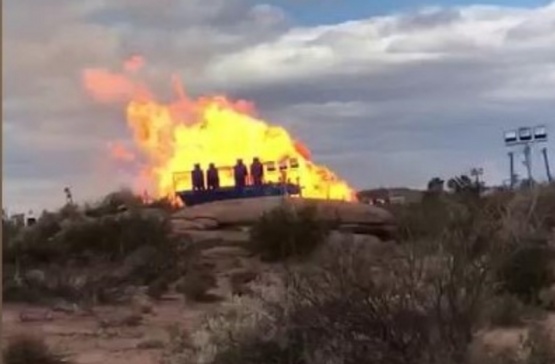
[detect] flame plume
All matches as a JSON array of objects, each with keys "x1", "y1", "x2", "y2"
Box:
[{"x1": 82, "y1": 57, "x2": 357, "y2": 203}]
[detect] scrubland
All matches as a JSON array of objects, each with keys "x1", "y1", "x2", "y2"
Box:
[{"x1": 3, "y1": 184, "x2": 555, "y2": 364}]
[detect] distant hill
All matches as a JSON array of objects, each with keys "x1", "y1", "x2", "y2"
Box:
[{"x1": 357, "y1": 187, "x2": 425, "y2": 204}]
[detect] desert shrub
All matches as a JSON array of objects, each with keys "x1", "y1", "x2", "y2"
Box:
[
  {"x1": 169, "y1": 186, "x2": 555, "y2": 364},
  {"x1": 248, "y1": 204, "x2": 330, "y2": 262},
  {"x1": 2, "y1": 217, "x2": 23, "y2": 246},
  {"x1": 83, "y1": 188, "x2": 145, "y2": 217},
  {"x1": 2, "y1": 191, "x2": 181, "y2": 304},
  {"x1": 147, "y1": 277, "x2": 171, "y2": 299},
  {"x1": 176, "y1": 225, "x2": 509, "y2": 364},
  {"x1": 211, "y1": 336, "x2": 306, "y2": 364},
  {"x1": 230, "y1": 270, "x2": 258, "y2": 296},
  {"x1": 486, "y1": 294, "x2": 531, "y2": 327},
  {"x1": 5, "y1": 208, "x2": 173, "y2": 266},
  {"x1": 58, "y1": 210, "x2": 172, "y2": 259},
  {"x1": 394, "y1": 185, "x2": 555, "y2": 306},
  {"x1": 176, "y1": 270, "x2": 218, "y2": 302},
  {"x1": 3, "y1": 335, "x2": 68, "y2": 364},
  {"x1": 3, "y1": 211, "x2": 65, "y2": 265},
  {"x1": 496, "y1": 243, "x2": 554, "y2": 304}
]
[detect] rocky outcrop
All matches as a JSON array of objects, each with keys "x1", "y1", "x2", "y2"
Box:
[{"x1": 171, "y1": 197, "x2": 396, "y2": 239}]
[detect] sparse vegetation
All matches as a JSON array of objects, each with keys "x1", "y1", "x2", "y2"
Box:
[
  {"x1": 4, "y1": 182, "x2": 555, "y2": 364},
  {"x1": 2, "y1": 189, "x2": 182, "y2": 304},
  {"x1": 3, "y1": 335, "x2": 68, "y2": 364},
  {"x1": 486, "y1": 294, "x2": 532, "y2": 327},
  {"x1": 165, "y1": 182, "x2": 555, "y2": 364},
  {"x1": 248, "y1": 203, "x2": 330, "y2": 262},
  {"x1": 176, "y1": 269, "x2": 219, "y2": 302},
  {"x1": 230, "y1": 270, "x2": 258, "y2": 296}
]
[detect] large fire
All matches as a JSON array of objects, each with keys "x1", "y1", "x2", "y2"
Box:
[{"x1": 82, "y1": 56, "x2": 357, "y2": 203}]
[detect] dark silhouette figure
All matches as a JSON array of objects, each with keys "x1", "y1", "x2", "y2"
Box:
[
  {"x1": 233, "y1": 159, "x2": 248, "y2": 188},
  {"x1": 250, "y1": 157, "x2": 264, "y2": 186},
  {"x1": 191, "y1": 163, "x2": 205, "y2": 191},
  {"x1": 206, "y1": 163, "x2": 220, "y2": 190}
]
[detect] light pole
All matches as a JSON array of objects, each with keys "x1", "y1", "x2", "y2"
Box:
[
  {"x1": 504, "y1": 125, "x2": 550, "y2": 188},
  {"x1": 470, "y1": 167, "x2": 483, "y2": 184},
  {"x1": 470, "y1": 167, "x2": 484, "y2": 193}
]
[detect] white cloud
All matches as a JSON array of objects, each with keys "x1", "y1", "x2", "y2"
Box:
[
  {"x1": 3, "y1": 0, "x2": 555, "y2": 212},
  {"x1": 205, "y1": 2, "x2": 555, "y2": 92}
]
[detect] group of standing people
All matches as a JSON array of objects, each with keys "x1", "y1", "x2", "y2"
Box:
[{"x1": 191, "y1": 158, "x2": 265, "y2": 191}]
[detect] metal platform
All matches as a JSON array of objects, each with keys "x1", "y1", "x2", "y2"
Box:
[{"x1": 176, "y1": 183, "x2": 301, "y2": 207}]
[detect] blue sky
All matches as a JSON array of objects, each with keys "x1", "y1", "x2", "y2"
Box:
[
  {"x1": 3, "y1": 0, "x2": 555, "y2": 212},
  {"x1": 271, "y1": 0, "x2": 553, "y2": 24}
]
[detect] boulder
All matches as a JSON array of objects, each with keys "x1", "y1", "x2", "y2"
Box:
[
  {"x1": 171, "y1": 218, "x2": 219, "y2": 231},
  {"x1": 172, "y1": 197, "x2": 394, "y2": 228},
  {"x1": 19, "y1": 309, "x2": 54, "y2": 322}
]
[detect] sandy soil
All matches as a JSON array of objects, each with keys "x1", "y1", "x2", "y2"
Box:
[{"x1": 2, "y1": 297, "x2": 215, "y2": 364}]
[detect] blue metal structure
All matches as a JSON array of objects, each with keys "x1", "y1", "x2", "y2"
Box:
[{"x1": 176, "y1": 183, "x2": 301, "y2": 207}]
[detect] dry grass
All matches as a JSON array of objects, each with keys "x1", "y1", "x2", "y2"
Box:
[
  {"x1": 163, "y1": 184, "x2": 555, "y2": 364},
  {"x1": 3, "y1": 335, "x2": 69, "y2": 364}
]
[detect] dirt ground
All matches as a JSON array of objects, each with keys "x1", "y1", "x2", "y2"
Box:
[
  {"x1": 0, "y1": 241, "x2": 268, "y2": 364},
  {"x1": 2, "y1": 297, "x2": 216, "y2": 364}
]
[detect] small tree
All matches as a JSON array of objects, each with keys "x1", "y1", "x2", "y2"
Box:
[{"x1": 427, "y1": 177, "x2": 445, "y2": 193}]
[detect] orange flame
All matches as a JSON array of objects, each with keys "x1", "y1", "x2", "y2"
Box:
[
  {"x1": 82, "y1": 57, "x2": 357, "y2": 203},
  {"x1": 108, "y1": 141, "x2": 136, "y2": 162}
]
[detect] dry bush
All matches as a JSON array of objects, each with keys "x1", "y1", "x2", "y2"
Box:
[
  {"x1": 159, "y1": 185, "x2": 555, "y2": 364},
  {"x1": 495, "y1": 185, "x2": 555, "y2": 304},
  {"x1": 3, "y1": 335, "x2": 69, "y2": 364},
  {"x1": 496, "y1": 244, "x2": 554, "y2": 304},
  {"x1": 2, "y1": 190, "x2": 182, "y2": 304},
  {"x1": 162, "y1": 273, "x2": 285, "y2": 364},
  {"x1": 248, "y1": 204, "x2": 330, "y2": 262},
  {"x1": 393, "y1": 185, "x2": 555, "y2": 306},
  {"x1": 485, "y1": 294, "x2": 533, "y2": 328},
  {"x1": 230, "y1": 270, "x2": 258, "y2": 296},
  {"x1": 277, "y1": 234, "x2": 505, "y2": 364},
  {"x1": 170, "y1": 229, "x2": 507, "y2": 364},
  {"x1": 176, "y1": 270, "x2": 219, "y2": 302}
]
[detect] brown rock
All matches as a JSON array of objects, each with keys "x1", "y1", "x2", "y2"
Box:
[
  {"x1": 19, "y1": 309, "x2": 54, "y2": 322},
  {"x1": 172, "y1": 197, "x2": 394, "y2": 228}
]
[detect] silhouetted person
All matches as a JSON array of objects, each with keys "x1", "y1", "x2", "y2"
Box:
[
  {"x1": 250, "y1": 157, "x2": 264, "y2": 186},
  {"x1": 206, "y1": 163, "x2": 220, "y2": 190},
  {"x1": 233, "y1": 159, "x2": 248, "y2": 189},
  {"x1": 191, "y1": 163, "x2": 205, "y2": 191}
]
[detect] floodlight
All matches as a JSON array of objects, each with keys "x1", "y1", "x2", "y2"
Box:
[
  {"x1": 534, "y1": 125, "x2": 547, "y2": 141},
  {"x1": 518, "y1": 127, "x2": 532, "y2": 142},
  {"x1": 504, "y1": 130, "x2": 517, "y2": 145}
]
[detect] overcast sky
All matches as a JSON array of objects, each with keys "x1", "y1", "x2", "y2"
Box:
[{"x1": 3, "y1": 0, "x2": 555, "y2": 213}]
